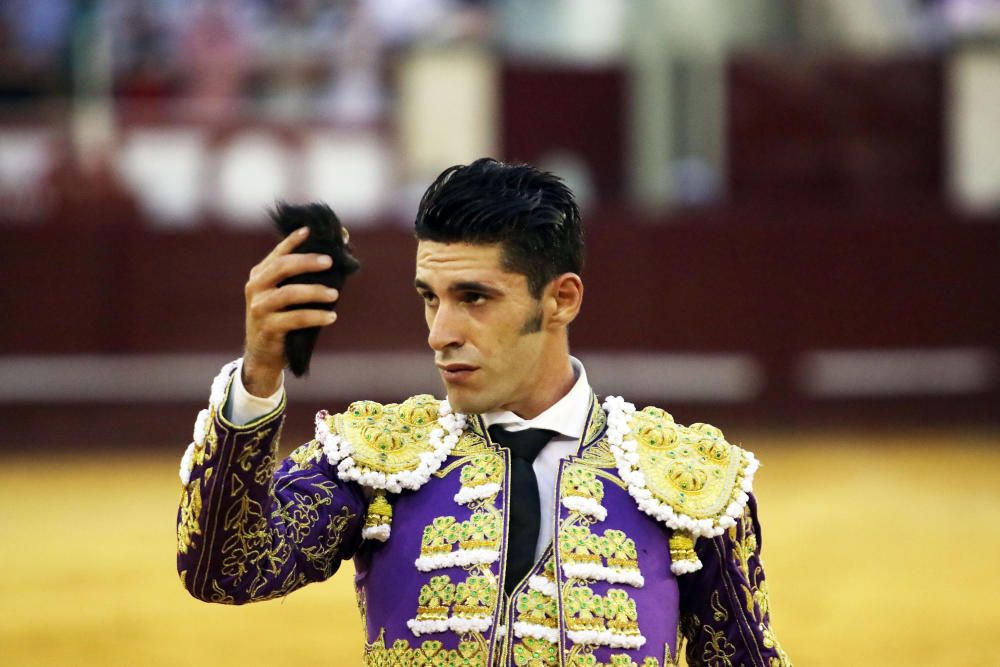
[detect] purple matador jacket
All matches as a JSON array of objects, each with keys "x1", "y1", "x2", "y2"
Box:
[{"x1": 176, "y1": 360, "x2": 792, "y2": 667}]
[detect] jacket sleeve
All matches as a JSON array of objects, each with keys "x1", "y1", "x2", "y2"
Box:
[
  {"x1": 676, "y1": 494, "x2": 792, "y2": 667},
  {"x1": 176, "y1": 377, "x2": 367, "y2": 604}
]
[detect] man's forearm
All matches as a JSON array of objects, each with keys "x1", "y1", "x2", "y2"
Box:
[{"x1": 177, "y1": 363, "x2": 366, "y2": 604}]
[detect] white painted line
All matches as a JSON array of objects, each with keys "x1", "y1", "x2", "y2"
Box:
[
  {"x1": 0, "y1": 352, "x2": 764, "y2": 404},
  {"x1": 799, "y1": 347, "x2": 997, "y2": 398}
]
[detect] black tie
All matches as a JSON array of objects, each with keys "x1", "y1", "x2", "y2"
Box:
[{"x1": 488, "y1": 425, "x2": 557, "y2": 596}]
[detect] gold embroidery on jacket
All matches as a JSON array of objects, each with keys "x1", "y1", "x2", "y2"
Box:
[
  {"x1": 565, "y1": 648, "x2": 662, "y2": 666},
  {"x1": 363, "y1": 630, "x2": 489, "y2": 667},
  {"x1": 419, "y1": 513, "x2": 502, "y2": 555},
  {"x1": 177, "y1": 479, "x2": 202, "y2": 554},
  {"x1": 680, "y1": 510, "x2": 792, "y2": 667},
  {"x1": 219, "y1": 486, "x2": 293, "y2": 599},
  {"x1": 298, "y1": 503, "x2": 355, "y2": 578},
  {"x1": 557, "y1": 477, "x2": 647, "y2": 652},
  {"x1": 727, "y1": 512, "x2": 791, "y2": 667},
  {"x1": 203, "y1": 411, "x2": 219, "y2": 462},
  {"x1": 516, "y1": 587, "x2": 559, "y2": 629},
  {"x1": 562, "y1": 587, "x2": 641, "y2": 638},
  {"x1": 584, "y1": 397, "x2": 608, "y2": 447},
  {"x1": 577, "y1": 440, "x2": 618, "y2": 470},
  {"x1": 512, "y1": 637, "x2": 560, "y2": 666},
  {"x1": 561, "y1": 466, "x2": 606, "y2": 505},
  {"x1": 628, "y1": 410, "x2": 746, "y2": 522},
  {"x1": 411, "y1": 574, "x2": 498, "y2": 625},
  {"x1": 408, "y1": 454, "x2": 503, "y2": 639},
  {"x1": 417, "y1": 575, "x2": 456, "y2": 620},
  {"x1": 701, "y1": 626, "x2": 737, "y2": 667},
  {"x1": 710, "y1": 591, "x2": 729, "y2": 623},
  {"x1": 333, "y1": 394, "x2": 440, "y2": 475},
  {"x1": 508, "y1": 551, "x2": 558, "y2": 661},
  {"x1": 237, "y1": 427, "x2": 273, "y2": 472},
  {"x1": 208, "y1": 579, "x2": 235, "y2": 604},
  {"x1": 460, "y1": 454, "x2": 504, "y2": 489},
  {"x1": 288, "y1": 440, "x2": 324, "y2": 472},
  {"x1": 452, "y1": 430, "x2": 499, "y2": 457},
  {"x1": 207, "y1": 454, "x2": 355, "y2": 603}
]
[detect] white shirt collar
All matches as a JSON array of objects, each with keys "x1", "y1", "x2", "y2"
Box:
[{"x1": 481, "y1": 357, "x2": 591, "y2": 440}]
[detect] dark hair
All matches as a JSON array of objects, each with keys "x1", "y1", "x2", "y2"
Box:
[{"x1": 414, "y1": 158, "x2": 584, "y2": 298}]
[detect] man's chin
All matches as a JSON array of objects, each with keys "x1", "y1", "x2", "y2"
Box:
[{"x1": 443, "y1": 387, "x2": 495, "y2": 416}]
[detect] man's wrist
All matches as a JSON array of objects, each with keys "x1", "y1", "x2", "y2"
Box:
[
  {"x1": 226, "y1": 363, "x2": 285, "y2": 425},
  {"x1": 241, "y1": 357, "x2": 283, "y2": 398}
]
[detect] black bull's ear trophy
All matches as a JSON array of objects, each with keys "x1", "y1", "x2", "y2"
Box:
[{"x1": 270, "y1": 201, "x2": 361, "y2": 377}]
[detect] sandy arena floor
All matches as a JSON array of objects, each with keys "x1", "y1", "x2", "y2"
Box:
[{"x1": 2, "y1": 430, "x2": 998, "y2": 666}]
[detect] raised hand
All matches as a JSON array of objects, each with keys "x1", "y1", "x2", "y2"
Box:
[{"x1": 241, "y1": 227, "x2": 339, "y2": 397}]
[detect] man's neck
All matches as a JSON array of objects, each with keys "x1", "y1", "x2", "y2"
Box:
[
  {"x1": 483, "y1": 357, "x2": 590, "y2": 441},
  {"x1": 501, "y1": 356, "x2": 576, "y2": 420}
]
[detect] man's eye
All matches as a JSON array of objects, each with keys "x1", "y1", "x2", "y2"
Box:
[
  {"x1": 420, "y1": 292, "x2": 438, "y2": 305},
  {"x1": 462, "y1": 293, "x2": 487, "y2": 304}
]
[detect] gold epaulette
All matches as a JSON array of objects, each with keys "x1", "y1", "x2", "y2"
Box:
[
  {"x1": 314, "y1": 394, "x2": 459, "y2": 542},
  {"x1": 333, "y1": 394, "x2": 442, "y2": 475},
  {"x1": 605, "y1": 400, "x2": 759, "y2": 574},
  {"x1": 628, "y1": 406, "x2": 756, "y2": 532}
]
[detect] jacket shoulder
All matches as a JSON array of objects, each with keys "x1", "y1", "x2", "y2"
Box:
[
  {"x1": 604, "y1": 400, "x2": 758, "y2": 540},
  {"x1": 314, "y1": 394, "x2": 459, "y2": 493}
]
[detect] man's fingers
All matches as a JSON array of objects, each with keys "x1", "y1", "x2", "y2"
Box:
[
  {"x1": 251, "y1": 284, "x2": 339, "y2": 316},
  {"x1": 248, "y1": 252, "x2": 332, "y2": 293},
  {"x1": 248, "y1": 227, "x2": 311, "y2": 281},
  {"x1": 263, "y1": 226, "x2": 310, "y2": 263},
  {"x1": 258, "y1": 309, "x2": 337, "y2": 336}
]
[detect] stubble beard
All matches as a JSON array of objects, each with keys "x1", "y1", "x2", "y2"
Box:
[{"x1": 517, "y1": 303, "x2": 544, "y2": 335}]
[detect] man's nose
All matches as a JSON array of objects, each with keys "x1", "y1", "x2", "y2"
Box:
[{"x1": 427, "y1": 303, "x2": 464, "y2": 352}]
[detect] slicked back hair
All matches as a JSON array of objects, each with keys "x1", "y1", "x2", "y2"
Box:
[{"x1": 414, "y1": 158, "x2": 584, "y2": 298}]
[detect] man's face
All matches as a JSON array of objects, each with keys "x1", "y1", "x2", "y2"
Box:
[{"x1": 415, "y1": 241, "x2": 548, "y2": 415}]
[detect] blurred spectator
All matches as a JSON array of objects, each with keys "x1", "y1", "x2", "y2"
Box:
[
  {"x1": 250, "y1": 0, "x2": 328, "y2": 119},
  {"x1": 0, "y1": 0, "x2": 72, "y2": 100},
  {"x1": 178, "y1": 1, "x2": 252, "y2": 121},
  {"x1": 112, "y1": 3, "x2": 180, "y2": 100}
]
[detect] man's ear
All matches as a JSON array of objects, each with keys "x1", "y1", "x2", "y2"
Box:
[{"x1": 545, "y1": 273, "x2": 584, "y2": 329}]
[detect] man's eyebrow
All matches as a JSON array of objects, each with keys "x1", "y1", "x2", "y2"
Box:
[
  {"x1": 413, "y1": 279, "x2": 501, "y2": 295},
  {"x1": 451, "y1": 281, "x2": 501, "y2": 295}
]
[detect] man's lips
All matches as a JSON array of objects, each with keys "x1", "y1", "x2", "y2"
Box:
[{"x1": 437, "y1": 363, "x2": 479, "y2": 382}]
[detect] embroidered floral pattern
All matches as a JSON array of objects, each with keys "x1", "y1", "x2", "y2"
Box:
[
  {"x1": 510, "y1": 554, "x2": 560, "y2": 648},
  {"x1": 454, "y1": 453, "x2": 504, "y2": 505},
  {"x1": 679, "y1": 507, "x2": 792, "y2": 667},
  {"x1": 414, "y1": 512, "x2": 502, "y2": 572},
  {"x1": 567, "y1": 652, "x2": 662, "y2": 667},
  {"x1": 729, "y1": 512, "x2": 792, "y2": 667},
  {"x1": 407, "y1": 574, "x2": 498, "y2": 636},
  {"x1": 560, "y1": 465, "x2": 608, "y2": 521},
  {"x1": 318, "y1": 396, "x2": 466, "y2": 494},
  {"x1": 512, "y1": 636, "x2": 560, "y2": 666},
  {"x1": 407, "y1": 450, "x2": 503, "y2": 640},
  {"x1": 288, "y1": 440, "x2": 324, "y2": 472},
  {"x1": 603, "y1": 397, "x2": 759, "y2": 575},
  {"x1": 559, "y1": 524, "x2": 644, "y2": 588},
  {"x1": 177, "y1": 479, "x2": 202, "y2": 554},
  {"x1": 364, "y1": 633, "x2": 489, "y2": 667},
  {"x1": 563, "y1": 585, "x2": 645, "y2": 650}
]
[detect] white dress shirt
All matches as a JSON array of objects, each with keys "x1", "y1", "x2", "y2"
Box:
[
  {"x1": 480, "y1": 357, "x2": 591, "y2": 561},
  {"x1": 225, "y1": 357, "x2": 594, "y2": 562}
]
